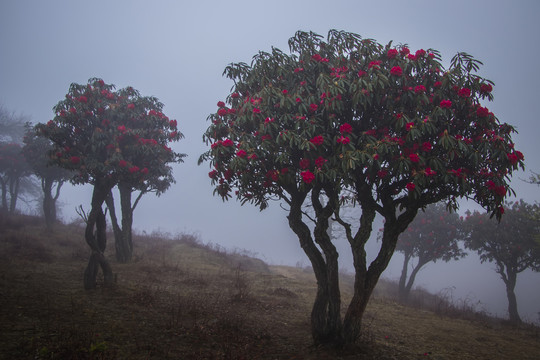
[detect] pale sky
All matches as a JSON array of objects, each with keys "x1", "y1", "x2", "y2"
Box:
[{"x1": 1, "y1": 0, "x2": 539, "y2": 322}]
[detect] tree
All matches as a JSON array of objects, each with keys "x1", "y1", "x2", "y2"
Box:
[
  {"x1": 199, "y1": 30, "x2": 523, "y2": 345},
  {"x1": 23, "y1": 123, "x2": 72, "y2": 228},
  {"x1": 463, "y1": 200, "x2": 540, "y2": 323},
  {"x1": 391, "y1": 202, "x2": 465, "y2": 302},
  {"x1": 104, "y1": 86, "x2": 186, "y2": 263},
  {"x1": 36, "y1": 78, "x2": 184, "y2": 289},
  {"x1": 0, "y1": 142, "x2": 32, "y2": 213},
  {"x1": 0, "y1": 104, "x2": 28, "y2": 143}
]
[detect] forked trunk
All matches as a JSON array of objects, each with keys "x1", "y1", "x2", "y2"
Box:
[{"x1": 83, "y1": 181, "x2": 114, "y2": 290}]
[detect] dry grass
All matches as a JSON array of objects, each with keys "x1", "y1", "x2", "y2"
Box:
[{"x1": 0, "y1": 212, "x2": 539, "y2": 359}]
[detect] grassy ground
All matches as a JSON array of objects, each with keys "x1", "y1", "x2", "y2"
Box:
[{"x1": 0, "y1": 213, "x2": 539, "y2": 359}]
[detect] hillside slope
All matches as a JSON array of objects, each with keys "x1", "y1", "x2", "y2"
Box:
[{"x1": 0, "y1": 214, "x2": 539, "y2": 359}]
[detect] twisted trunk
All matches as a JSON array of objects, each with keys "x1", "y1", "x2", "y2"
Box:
[{"x1": 83, "y1": 180, "x2": 114, "y2": 290}]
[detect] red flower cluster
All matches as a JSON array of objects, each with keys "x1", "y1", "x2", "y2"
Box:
[
  {"x1": 457, "y1": 88, "x2": 471, "y2": 98},
  {"x1": 315, "y1": 156, "x2": 327, "y2": 168},
  {"x1": 440, "y1": 100, "x2": 452, "y2": 108},
  {"x1": 129, "y1": 166, "x2": 139, "y2": 173},
  {"x1": 390, "y1": 66, "x2": 402, "y2": 76},
  {"x1": 299, "y1": 158, "x2": 310, "y2": 169},
  {"x1": 414, "y1": 85, "x2": 426, "y2": 94},
  {"x1": 337, "y1": 136, "x2": 350, "y2": 144},
  {"x1": 387, "y1": 49, "x2": 398, "y2": 59},
  {"x1": 301, "y1": 170, "x2": 315, "y2": 184},
  {"x1": 507, "y1": 151, "x2": 524, "y2": 165},
  {"x1": 339, "y1": 123, "x2": 352, "y2": 134},
  {"x1": 409, "y1": 153, "x2": 420, "y2": 163},
  {"x1": 476, "y1": 106, "x2": 490, "y2": 117},
  {"x1": 480, "y1": 83, "x2": 493, "y2": 93},
  {"x1": 310, "y1": 135, "x2": 324, "y2": 146},
  {"x1": 236, "y1": 149, "x2": 247, "y2": 158},
  {"x1": 406, "y1": 182, "x2": 415, "y2": 192}
]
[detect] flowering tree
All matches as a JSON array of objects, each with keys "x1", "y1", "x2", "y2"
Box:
[
  {"x1": 23, "y1": 124, "x2": 72, "y2": 228},
  {"x1": 36, "y1": 78, "x2": 184, "y2": 289},
  {"x1": 102, "y1": 86, "x2": 185, "y2": 263},
  {"x1": 199, "y1": 30, "x2": 523, "y2": 345},
  {"x1": 391, "y1": 202, "x2": 465, "y2": 302},
  {"x1": 463, "y1": 200, "x2": 540, "y2": 323}
]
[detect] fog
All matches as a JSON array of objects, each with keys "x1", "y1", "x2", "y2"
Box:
[{"x1": 1, "y1": 0, "x2": 539, "y2": 323}]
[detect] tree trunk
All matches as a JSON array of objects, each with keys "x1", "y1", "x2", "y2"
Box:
[
  {"x1": 398, "y1": 252, "x2": 411, "y2": 302},
  {"x1": 42, "y1": 177, "x2": 56, "y2": 229},
  {"x1": 105, "y1": 190, "x2": 124, "y2": 262},
  {"x1": 106, "y1": 185, "x2": 134, "y2": 263},
  {"x1": 402, "y1": 260, "x2": 426, "y2": 302},
  {"x1": 287, "y1": 191, "x2": 342, "y2": 345},
  {"x1": 8, "y1": 176, "x2": 20, "y2": 213},
  {"x1": 343, "y1": 206, "x2": 417, "y2": 344},
  {"x1": 504, "y1": 269, "x2": 521, "y2": 323},
  {"x1": 83, "y1": 181, "x2": 114, "y2": 290},
  {"x1": 1, "y1": 178, "x2": 7, "y2": 212},
  {"x1": 118, "y1": 184, "x2": 134, "y2": 263}
]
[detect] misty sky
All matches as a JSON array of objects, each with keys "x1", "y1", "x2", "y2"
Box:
[{"x1": 1, "y1": 0, "x2": 539, "y2": 322}]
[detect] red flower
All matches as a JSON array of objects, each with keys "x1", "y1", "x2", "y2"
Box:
[
  {"x1": 310, "y1": 135, "x2": 324, "y2": 146},
  {"x1": 486, "y1": 180, "x2": 496, "y2": 190},
  {"x1": 368, "y1": 60, "x2": 381, "y2": 69},
  {"x1": 119, "y1": 160, "x2": 127, "y2": 168},
  {"x1": 414, "y1": 85, "x2": 426, "y2": 94},
  {"x1": 299, "y1": 158, "x2": 310, "y2": 169},
  {"x1": 415, "y1": 49, "x2": 426, "y2": 58},
  {"x1": 406, "y1": 182, "x2": 416, "y2": 192},
  {"x1": 70, "y1": 156, "x2": 80, "y2": 164},
  {"x1": 127, "y1": 103, "x2": 135, "y2": 109},
  {"x1": 476, "y1": 106, "x2": 490, "y2": 117},
  {"x1": 140, "y1": 167, "x2": 149, "y2": 175},
  {"x1": 458, "y1": 88, "x2": 471, "y2": 98},
  {"x1": 495, "y1": 185, "x2": 506, "y2": 197},
  {"x1": 294, "y1": 67, "x2": 304, "y2": 73},
  {"x1": 400, "y1": 47, "x2": 410, "y2": 56},
  {"x1": 217, "y1": 101, "x2": 226, "y2": 107},
  {"x1": 309, "y1": 103, "x2": 318, "y2": 112},
  {"x1": 222, "y1": 139, "x2": 234, "y2": 147},
  {"x1": 424, "y1": 167, "x2": 436, "y2": 176},
  {"x1": 357, "y1": 70, "x2": 367, "y2": 77},
  {"x1": 217, "y1": 108, "x2": 228, "y2": 116},
  {"x1": 387, "y1": 49, "x2": 398, "y2": 59},
  {"x1": 390, "y1": 66, "x2": 402, "y2": 76},
  {"x1": 434, "y1": 81, "x2": 442, "y2": 88},
  {"x1": 301, "y1": 170, "x2": 315, "y2": 184},
  {"x1": 337, "y1": 136, "x2": 350, "y2": 144},
  {"x1": 231, "y1": 92, "x2": 240, "y2": 98},
  {"x1": 440, "y1": 100, "x2": 452, "y2": 108},
  {"x1": 296, "y1": 97, "x2": 302, "y2": 103},
  {"x1": 422, "y1": 142, "x2": 432, "y2": 152},
  {"x1": 117, "y1": 125, "x2": 127, "y2": 133},
  {"x1": 169, "y1": 119, "x2": 177, "y2": 128},
  {"x1": 507, "y1": 152, "x2": 521, "y2": 165},
  {"x1": 129, "y1": 166, "x2": 140, "y2": 173},
  {"x1": 236, "y1": 149, "x2": 247, "y2": 158},
  {"x1": 480, "y1": 83, "x2": 493, "y2": 93},
  {"x1": 339, "y1": 123, "x2": 352, "y2": 134},
  {"x1": 406, "y1": 122, "x2": 414, "y2": 131},
  {"x1": 253, "y1": 108, "x2": 261, "y2": 114},
  {"x1": 69, "y1": 107, "x2": 77, "y2": 114},
  {"x1": 315, "y1": 156, "x2": 327, "y2": 168},
  {"x1": 409, "y1": 153, "x2": 420, "y2": 163},
  {"x1": 78, "y1": 96, "x2": 88, "y2": 103}
]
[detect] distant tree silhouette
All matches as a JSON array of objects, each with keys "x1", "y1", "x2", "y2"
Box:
[
  {"x1": 390, "y1": 202, "x2": 465, "y2": 302},
  {"x1": 463, "y1": 200, "x2": 540, "y2": 323},
  {"x1": 23, "y1": 124, "x2": 72, "y2": 228},
  {"x1": 199, "y1": 30, "x2": 524, "y2": 345}
]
